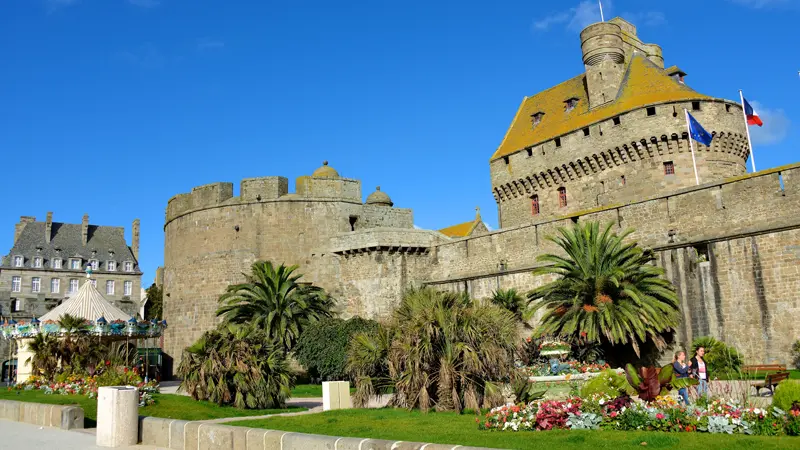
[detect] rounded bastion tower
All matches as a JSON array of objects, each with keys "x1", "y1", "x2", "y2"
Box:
[
  {"x1": 161, "y1": 162, "x2": 419, "y2": 371},
  {"x1": 490, "y1": 17, "x2": 750, "y2": 228}
]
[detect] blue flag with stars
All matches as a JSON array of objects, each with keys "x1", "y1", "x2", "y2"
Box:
[{"x1": 687, "y1": 112, "x2": 713, "y2": 146}]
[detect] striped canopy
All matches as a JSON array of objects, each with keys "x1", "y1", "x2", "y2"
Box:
[{"x1": 39, "y1": 277, "x2": 132, "y2": 323}]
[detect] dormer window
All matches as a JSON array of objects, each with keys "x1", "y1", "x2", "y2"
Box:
[
  {"x1": 52, "y1": 258, "x2": 62, "y2": 269},
  {"x1": 124, "y1": 261, "x2": 133, "y2": 272},
  {"x1": 90, "y1": 260, "x2": 99, "y2": 271},
  {"x1": 531, "y1": 111, "x2": 545, "y2": 126},
  {"x1": 564, "y1": 97, "x2": 579, "y2": 112},
  {"x1": 69, "y1": 258, "x2": 81, "y2": 270},
  {"x1": 13, "y1": 256, "x2": 23, "y2": 267},
  {"x1": 107, "y1": 261, "x2": 117, "y2": 271},
  {"x1": 33, "y1": 257, "x2": 43, "y2": 268}
]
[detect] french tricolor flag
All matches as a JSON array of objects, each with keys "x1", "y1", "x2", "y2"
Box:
[{"x1": 743, "y1": 97, "x2": 764, "y2": 127}]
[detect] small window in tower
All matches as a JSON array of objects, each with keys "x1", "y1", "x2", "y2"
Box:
[
  {"x1": 558, "y1": 187, "x2": 567, "y2": 208},
  {"x1": 582, "y1": 127, "x2": 590, "y2": 137},
  {"x1": 692, "y1": 101, "x2": 701, "y2": 111},
  {"x1": 664, "y1": 161, "x2": 675, "y2": 175},
  {"x1": 564, "y1": 98, "x2": 579, "y2": 112},
  {"x1": 531, "y1": 195, "x2": 540, "y2": 215},
  {"x1": 555, "y1": 137, "x2": 561, "y2": 148},
  {"x1": 647, "y1": 107, "x2": 656, "y2": 116},
  {"x1": 526, "y1": 148, "x2": 533, "y2": 157},
  {"x1": 531, "y1": 111, "x2": 544, "y2": 126},
  {"x1": 503, "y1": 156, "x2": 509, "y2": 165},
  {"x1": 620, "y1": 175, "x2": 626, "y2": 186},
  {"x1": 612, "y1": 116, "x2": 621, "y2": 126},
  {"x1": 725, "y1": 104, "x2": 731, "y2": 113}
]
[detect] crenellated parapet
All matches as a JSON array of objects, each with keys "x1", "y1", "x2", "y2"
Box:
[{"x1": 329, "y1": 228, "x2": 444, "y2": 256}]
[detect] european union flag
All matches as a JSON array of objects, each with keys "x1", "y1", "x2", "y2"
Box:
[{"x1": 687, "y1": 112, "x2": 713, "y2": 146}]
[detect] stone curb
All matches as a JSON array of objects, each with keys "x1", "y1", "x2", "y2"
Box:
[
  {"x1": 138, "y1": 415, "x2": 502, "y2": 450},
  {"x1": 0, "y1": 399, "x2": 84, "y2": 430}
]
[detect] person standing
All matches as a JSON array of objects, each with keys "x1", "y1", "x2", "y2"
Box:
[
  {"x1": 691, "y1": 347, "x2": 709, "y2": 399},
  {"x1": 673, "y1": 351, "x2": 690, "y2": 405}
]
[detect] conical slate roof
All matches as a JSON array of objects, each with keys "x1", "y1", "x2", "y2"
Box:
[{"x1": 39, "y1": 277, "x2": 132, "y2": 323}]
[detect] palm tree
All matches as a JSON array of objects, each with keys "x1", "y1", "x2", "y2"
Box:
[
  {"x1": 528, "y1": 221, "x2": 680, "y2": 357},
  {"x1": 489, "y1": 288, "x2": 534, "y2": 328},
  {"x1": 216, "y1": 261, "x2": 335, "y2": 352},
  {"x1": 178, "y1": 324, "x2": 293, "y2": 409},
  {"x1": 347, "y1": 287, "x2": 519, "y2": 412},
  {"x1": 27, "y1": 333, "x2": 61, "y2": 379}
]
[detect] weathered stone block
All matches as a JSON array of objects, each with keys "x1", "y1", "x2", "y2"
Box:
[
  {"x1": 139, "y1": 417, "x2": 172, "y2": 447},
  {"x1": 281, "y1": 432, "x2": 338, "y2": 450},
  {"x1": 170, "y1": 419, "x2": 190, "y2": 450},
  {"x1": 185, "y1": 422, "x2": 203, "y2": 450},
  {"x1": 243, "y1": 428, "x2": 268, "y2": 450},
  {"x1": 199, "y1": 423, "x2": 235, "y2": 450}
]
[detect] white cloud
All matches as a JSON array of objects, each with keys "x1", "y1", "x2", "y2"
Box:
[
  {"x1": 128, "y1": 0, "x2": 160, "y2": 7},
  {"x1": 619, "y1": 11, "x2": 666, "y2": 27},
  {"x1": 197, "y1": 38, "x2": 225, "y2": 51},
  {"x1": 748, "y1": 102, "x2": 791, "y2": 146},
  {"x1": 533, "y1": 1, "x2": 666, "y2": 33},
  {"x1": 729, "y1": 0, "x2": 795, "y2": 8},
  {"x1": 46, "y1": 0, "x2": 78, "y2": 13},
  {"x1": 115, "y1": 43, "x2": 165, "y2": 69}
]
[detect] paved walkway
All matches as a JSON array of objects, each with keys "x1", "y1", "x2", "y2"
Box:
[{"x1": 0, "y1": 419, "x2": 161, "y2": 450}]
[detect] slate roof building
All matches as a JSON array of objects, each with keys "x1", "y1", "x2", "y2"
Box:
[{"x1": 0, "y1": 212, "x2": 143, "y2": 375}]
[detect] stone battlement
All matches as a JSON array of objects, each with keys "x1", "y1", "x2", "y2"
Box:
[
  {"x1": 329, "y1": 228, "x2": 444, "y2": 255},
  {"x1": 430, "y1": 163, "x2": 800, "y2": 282},
  {"x1": 166, "y1": 174, "x2": 365, "y2": 224}
]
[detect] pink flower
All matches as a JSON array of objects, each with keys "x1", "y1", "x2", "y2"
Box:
[{"x1": 656, "y1": 413, "x2": 665, "y2": 420}]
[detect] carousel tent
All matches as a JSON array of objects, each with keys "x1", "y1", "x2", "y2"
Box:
[{"x1": 39, "y1": 279, "x2": 132, "y2": 323}]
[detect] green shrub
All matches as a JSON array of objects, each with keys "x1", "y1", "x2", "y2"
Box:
[
  {"x1": 690, "y1": 336, "x2": 743, "y2": 376},
  {"x1": 773, "y1": 380, "x2": 800, "y2": 411},
  {"x1": 178, "y1": 324, "x2": 293, "y2": 409},
  {"x1": 792, "y1": 340, "x2": 800, "y2": 369},
  {"x1": 580, "y1": 369, "x2": 634, "y2": 398},
  {"x1": 294, "y1": 317, "x2": 381, "y2": 381}
]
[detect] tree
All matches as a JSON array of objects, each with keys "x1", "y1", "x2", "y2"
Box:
[
  {"x1": 216, "y1": 261, "x2": 335, "y2": 352},
  {"x1": 294, "y1": 317, "x2": 381, "y2": 382},
  {"x1": 347, "y1": 287, "x2": 519, "y2": 413},
  {"x1": 528, "y1": 221, "x2": 680, "y2": 358},
  {"x1": 177, "y1": 324, "x2": 293, "y2": 409},
  {"x1": 489, "y1": 288, "x2": 534, "y2": 328},
  {"x1": 144, "y1": 283, "x2": 163, "y2": 320}
]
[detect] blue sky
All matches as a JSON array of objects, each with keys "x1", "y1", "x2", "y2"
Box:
[{"x1": 1, "y1": 0, "x2": 798, "y2": 285}]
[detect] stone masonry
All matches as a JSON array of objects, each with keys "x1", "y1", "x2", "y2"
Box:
[{"x1": 162, "y1": 17, "x2": 800, "y2": 373}]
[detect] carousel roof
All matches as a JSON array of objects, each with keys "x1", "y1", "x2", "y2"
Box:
[{"x1": 39, "y1": 277, "x2": 132, "y2": 323}]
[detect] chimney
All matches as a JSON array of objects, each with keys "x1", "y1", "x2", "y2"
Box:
[
  {"x1": 14, "y1": 216, "x2": 36, "y2": 245},
  {"x1": 45, "y1": 212, "x2": 53, "y2": 244},
  {"x1": 82, "y1": 214, "x2": 89, "y2": 246},
  {"x1": 132, "y1": 219, "x2": 140, "y2": 261}
]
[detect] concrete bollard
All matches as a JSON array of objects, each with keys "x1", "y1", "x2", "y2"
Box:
[
  {"x1": 96, "y1": 386, "x2": 139, "y2": 447},
  {"x1": 322, "y1": 381, "x2": 352, "y2": 411}
]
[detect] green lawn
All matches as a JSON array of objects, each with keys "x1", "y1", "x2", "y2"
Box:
[
  {"x1": 231, "y1": 408, "x2": 800, "y2": 450},
  {"x1": 717, "y1": 370, "x2": 800, "y2": 381},
  {"x1": 291, "y1": 384, "x2": 356, "y2": 398},
  {"x1": 0, "y1": 390, "x2": 305, "y2": 427}
]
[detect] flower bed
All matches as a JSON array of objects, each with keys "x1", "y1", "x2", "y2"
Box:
[
  {"x1": 478, "y1": 394, "x2": 800, "y2": 436},
  {"x1": 15, "y1": 372, "x2": 160, "y2": 407}
]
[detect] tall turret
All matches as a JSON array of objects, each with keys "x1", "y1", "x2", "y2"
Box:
[{"x1": 581, "y1": 22, "x2": 625, "y2": 109}]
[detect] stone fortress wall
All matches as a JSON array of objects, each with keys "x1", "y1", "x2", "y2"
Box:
[
  {"x1": 161, "y1": 17, "x2": 800, "y2": 371},
  {"x1": 427, "y1": 164, "x2": 800, "y2": 365}
]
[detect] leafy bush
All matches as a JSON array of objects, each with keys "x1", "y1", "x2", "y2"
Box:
[
  {"x1": 792, "y1": 340, "x2": 800, "y2": 369},
  {"x1": 580, "y1": 369, "x2": 634, "y2": 398},
  {"x1": 691, "y1": 336, "x2": 743, "y2": 376},
  {"x1": 347, "y1": 286, "x2": 519, "y2": 412},
  {"x1": 294, "y1": 317, "x2": 381, "y2": 381},
  {"x1": 178, "y1": 324, "x2": 293, "y2": 409},
  {"x1": 773, "y1": 380, "x2": 800, "y2": 411}
]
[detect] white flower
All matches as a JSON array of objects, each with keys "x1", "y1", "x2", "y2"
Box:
[{"x1": 599, "y1": 399, "x2": 605, "y2": 405}]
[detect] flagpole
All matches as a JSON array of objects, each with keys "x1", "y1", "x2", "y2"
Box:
[
  {"x1": 684, "y1": 108, "x2": 700, "y2": 186},
  {"x1": 739, "y1": 89, "x2": 757, "y2": 173},
  {"x1": 599, "y1": 1, "x2": 605, "y2": 21}
]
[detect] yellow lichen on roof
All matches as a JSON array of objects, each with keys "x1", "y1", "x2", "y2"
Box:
[
  {"x1": 439, "y1": 220, "x2": 479, "y2": 238},
  {"x1": 490, "y1": 54, "x2": 712, "y2": 162}
]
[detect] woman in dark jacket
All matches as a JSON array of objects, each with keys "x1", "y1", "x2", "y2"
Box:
[
  {"x1": 690, "y1": 347, "x2": 709, "y2": 399},
  {"x1": 672, "y1": 350, "x2": 690, "y2": 404}
]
